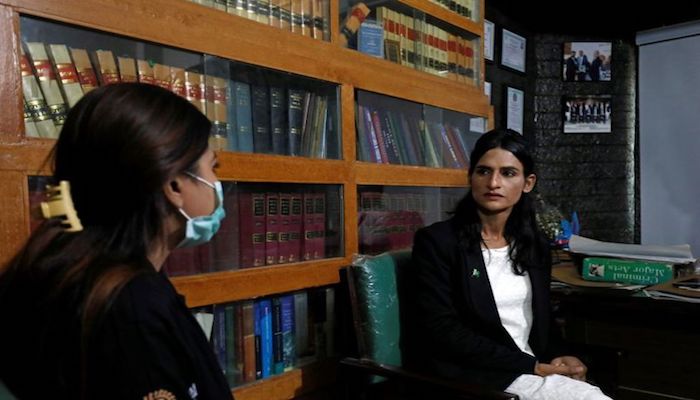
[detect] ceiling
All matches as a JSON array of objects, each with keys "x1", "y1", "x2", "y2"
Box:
[{"x1": 488, "y1": 0, "x2": 700, "y2": 37}]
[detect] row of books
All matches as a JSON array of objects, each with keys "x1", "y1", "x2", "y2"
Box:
[
  {"x1": 19, "y1": 41, "x2": 337, "y2": 158},
  {"x1": 194, "y1": 287, "x2": 335, "y2": 386},
  {"x1": 356, "y1": 104, "x2": 472, "y2": 168},
  {"x1": 358, "y1": 190, "x2": 461, "y2": 254},
  {"x1": 427, "y1": 0, "x2": 475, "y2": 19},
  {"x1": 375, "y1": 6, "x2": 476, "y2": 83},
  {"x1": 187, "y1": 0, "x2": 330, "y2": 41},
  {"x1": 163, "y1": 190, "x2": 332, "y2": 276}
]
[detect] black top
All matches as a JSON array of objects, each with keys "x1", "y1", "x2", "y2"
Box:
[
  {"x1": 404, "y1": 218, "x2": 565, "y2": 390},
  {"x1": 0, "y1": 268, "x2": 232, "y2": 399}
]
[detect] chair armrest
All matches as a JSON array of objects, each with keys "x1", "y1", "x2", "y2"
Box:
[{"x1": 339, "y1": 357, "x2": 519, "y2": 400}]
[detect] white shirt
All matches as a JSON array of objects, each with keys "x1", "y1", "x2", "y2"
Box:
[{"x1": 481, "y1": 246, "x2": 534, "y2": 356}]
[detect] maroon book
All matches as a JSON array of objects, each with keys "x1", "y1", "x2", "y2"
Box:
[
  {"x1": 277, "y1": 192, "x2": 292, "y2": 264},
  {"x1": 238, "y1": 192, "x2": 266, "y2": 268},
  {"x1": 210, "y1": 185, "x2": 239, "y2": 271},
  {"x1": 289, "y1": 193, "x2": 303, "y2": 263},
  {"x1": 264, "y1": 192, "x2": 280, "y2": 265},
  {"x1": 312, "y1": 193, "x2": 326, "y2": 259}
]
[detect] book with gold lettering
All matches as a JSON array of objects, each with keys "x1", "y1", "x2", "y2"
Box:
[
  {"x1": 20, "y1": 47, "x2": 56, "y2": 138},
  {"x1": 69, "y1": 48, "x2": 98, "y2": 93},
  {"x1": 137, "y1": 59, "x2": 155, "y2": 85},
  {"x1": 47, "y1": 44, "x2": 84, "y2": 108},
  {"x1": 117, "y1": 56, "x2": 137, "y2": 83},
  {"x1": 93, "y1": 49, "x2": 120, "y2": 85},
  {"x1": 170, "y1": 67, "x2": 186, "y2": 98},
  {"x1": 26, "y1": 42, "x2": 68, "y2": 135},
  {"x1": 185, "y1": 71, "x2": 206, "y2": 113},
  {"x1": 23, "y1": 100, "x2": 39, "y2": 138},
  {"x1": 153, "y1": 63, "x2": 171, "y2": 90}
]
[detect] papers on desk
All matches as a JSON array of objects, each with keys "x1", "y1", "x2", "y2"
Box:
[
  {"x1": 643, "y1": 275, "x2": 700, "y2": 303},
  {"x1": 568, "y1": 235, "x2": 696, "y2": 264}
]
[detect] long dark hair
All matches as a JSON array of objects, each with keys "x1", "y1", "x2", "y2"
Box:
[
  {"x1": 0, "y1": 83, "x2": 211, "y2": 395},
  {"x1": 453, "y1": 129, "x2": 548, "y2": 274}
]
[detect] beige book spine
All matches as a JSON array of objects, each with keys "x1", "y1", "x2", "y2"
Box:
[
  {"x1": 69, "y1": 48, "x2": 98, "y2": 93},
  {"x1": 26, "y1": 42, "x2": 67, "y2": 136},
  {"x1": 137, "y1": 59, "x2": 155, "y2": 85},
  {"x1": 23, "y1": 99, "x2": 39, "y2": 138},
  {"x1": 185, "y1": 71, "x2": 206, "y2": 113},
  {"x1": 48, "y1": 44, "x2": 84, "y2": 108},
  {"x1": 94, "y1": 50, "x2": 120, "y2": 85},
  {"x1": 20, "y1": 48, "x2": 56, "y2": 138},
  {"x1": 170, "y1": 67, "x2": 186, "y2": 97},
  {"x1": 117, "y1": 56, "x2": 137, "y2": 83},
  {"x1": 153, "y1": 63, "x2": 171, "y2": 90}
]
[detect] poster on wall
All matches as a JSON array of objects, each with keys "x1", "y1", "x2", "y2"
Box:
[
  {"x1": 501, "y1": 29, "x2": 526, "y2": 73},
  {"x1": 563, "y1": 95, "x2": 611, "y2": 133},
  {"x1": 562, "y1": 42, "x2": 612, "y2": 82},
  {"x1": 484, "y1": 20, "x2": 495, "y2": 61},
  {"x1": 506, "y1": 86, "x2": 524, "y2": 134}
]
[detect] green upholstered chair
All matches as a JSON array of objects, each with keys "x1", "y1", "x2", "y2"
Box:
[{"x1": 341, "y1": 250, "x2": 519, "y2": 400}]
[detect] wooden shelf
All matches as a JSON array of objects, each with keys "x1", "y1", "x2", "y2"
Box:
[
  {"x1": 355, "y1": 162, "x2": 468, "y2": 187},
  {"x1": 5, "y1": 0, "x2": 489, "y2": 117},
  {"x1": 215, "y1": 153, "x2": 351, "y2": 184},
  {"x1": 232, "y1": 358, "x2": 337, "y2": 400},
  {"x1": 172, "y1": 257, "x2": 349, "y2": 307}
]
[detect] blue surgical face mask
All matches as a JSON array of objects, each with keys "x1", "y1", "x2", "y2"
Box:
[{"x1": 177, "y1": 172, "x2": 226, "y2": 248}]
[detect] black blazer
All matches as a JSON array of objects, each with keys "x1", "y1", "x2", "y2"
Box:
[{"x1": 403, "y1": 218, "x2": 565, "y2": 390}]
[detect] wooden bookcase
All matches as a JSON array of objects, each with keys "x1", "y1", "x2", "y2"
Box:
[{"x1": 0, "y1": 0, "x2": 491, "y2": 398}]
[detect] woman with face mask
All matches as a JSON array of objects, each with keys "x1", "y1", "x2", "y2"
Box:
[
  {"x1": 0, "y1": 83, "x2": 233, "y2": 399},
  {"x1": 407, "y1": 129, "x2": 611, "y2": 399}
]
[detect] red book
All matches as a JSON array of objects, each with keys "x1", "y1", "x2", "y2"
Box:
[
  {"x1": 301, "y1": 192, "x2": 315, "y2": 261},
  {"x1": 312, "y1": 193, "x2": 326, "y2": 259},
  {"x1": 238, "y1": 192, "x2": 266, "y2": 268},
  {"x1": 210, "y1": 184, "x2": 239, "y2": 271},
  {"x1": 264, "y1": 192, "x2": 280, "y2": 266},
  {"x1": 278, "y1": 193, "x2": 292, "y2": 264},
  {"x1": 289, "y1": 194, "x2": 303, "y2": 263},
  {"x1": 241, "y1": 301, "x2": 257, "y2": 382}
]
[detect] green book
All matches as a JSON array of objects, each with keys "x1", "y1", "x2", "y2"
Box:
[{"x1": 582, "y1": 257, "x2": 674, "y2": 285}]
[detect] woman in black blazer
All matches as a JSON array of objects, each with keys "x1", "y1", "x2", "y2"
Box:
[{"x1": 407, "y1": 129, "x2": 611, "y2": 399}]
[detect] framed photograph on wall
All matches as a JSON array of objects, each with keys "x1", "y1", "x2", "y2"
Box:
[
  {"x1": 506, "y1": 86, "x2": 524, "y2": 134},
  {"x1": 563, "y1": 95, "x2": 611, "y2": 133},
  {"x1": 484, "y1": 19, "x2": 495, "y2": 61},
  {"x1": 501, "y1": 29, "x2": 526, "y2": 73},
  {"x1": 563, "y1": 42, "x2": 612, "y2": 82}
]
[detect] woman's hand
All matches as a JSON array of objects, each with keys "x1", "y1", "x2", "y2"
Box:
[{"x1": 534, "y1": 356, "x2": 587, "y2": 380}]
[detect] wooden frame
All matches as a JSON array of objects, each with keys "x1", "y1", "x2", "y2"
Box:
[{"x1": 0, "y1": 0, "x2": 489, "y2": 399}]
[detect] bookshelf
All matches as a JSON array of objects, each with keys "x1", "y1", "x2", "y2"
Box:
[{"x1": 0, "y1": 0, "x2": 490, "y2": 398}]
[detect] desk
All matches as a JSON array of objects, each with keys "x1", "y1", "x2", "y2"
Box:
[{"x1": 552, "y1": 286, "x2": 700, "y2": 400}]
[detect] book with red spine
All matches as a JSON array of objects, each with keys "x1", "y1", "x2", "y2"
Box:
[{"x1": 312, "y1": 192, "x2": 326, "y2": 259}]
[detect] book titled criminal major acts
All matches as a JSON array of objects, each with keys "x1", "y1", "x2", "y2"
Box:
[{"x1": 582, "y1": 257, "x2": 674, "y2": 285}]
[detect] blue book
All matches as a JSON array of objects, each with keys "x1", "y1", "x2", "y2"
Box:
[
  {"x1": 234, "y1": 81, "x2": 254, "y2": 153},
  {"x1": 255, "y1": 299, "x2": 273, "y2": 378},
  {"x1": 280, "y1": 295, "x2": 296, "y2": 371},
  {"x1": 226, "y1": 80, "x2": 238, "y2": 151},
  {"x1": 212, "y1": 305, "x2": 227, "y2": 376},
  {"x1": 357, "y1": 20, "x2": 384, "y2": 59},
  {"x1": 271, "y1": 298, "x2": 285, "y2": 374}
]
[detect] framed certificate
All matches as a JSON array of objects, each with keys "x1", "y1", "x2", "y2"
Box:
[
  {"x1": 484, "y1": 19, "x2": 495, "y2": 61},
  {"x1": 501, "y1": 29, "x2": 526, "y2": 73},
  {"x1": 506, "y1": 86, "x2": 524, "y2": 134}
]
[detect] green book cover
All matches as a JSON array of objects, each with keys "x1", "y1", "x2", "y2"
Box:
[{"x1": 582, "y1": 257, "x2": 674, "y2": 285}]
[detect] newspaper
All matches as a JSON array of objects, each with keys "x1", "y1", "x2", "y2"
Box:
[{"x1": 568, "y1": 235, "x2": 696, "y2": 264}]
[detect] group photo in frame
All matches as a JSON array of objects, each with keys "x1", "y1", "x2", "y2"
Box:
[
  {"x1": 563, "y1": 42, "x2": 612, "y2": 82},
  {"x1": 501, "y1": 29, "x2": 526, "y2": 73},
  {"x1": 563, "y1": 95, "x2": 612, "y2": 133}
]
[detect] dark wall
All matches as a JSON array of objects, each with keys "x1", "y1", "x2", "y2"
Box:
[{"x1": 485, "y1": 8, "x2": 637, "y2": 243}]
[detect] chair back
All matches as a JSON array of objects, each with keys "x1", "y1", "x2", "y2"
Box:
[{"x1": 347, "y1": 250, "x2": 412, "y2": 367}]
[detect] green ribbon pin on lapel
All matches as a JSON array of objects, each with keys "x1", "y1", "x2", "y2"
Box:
[{"x1": 471, "y1": 269, "x2": 480, "y2": 278}]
